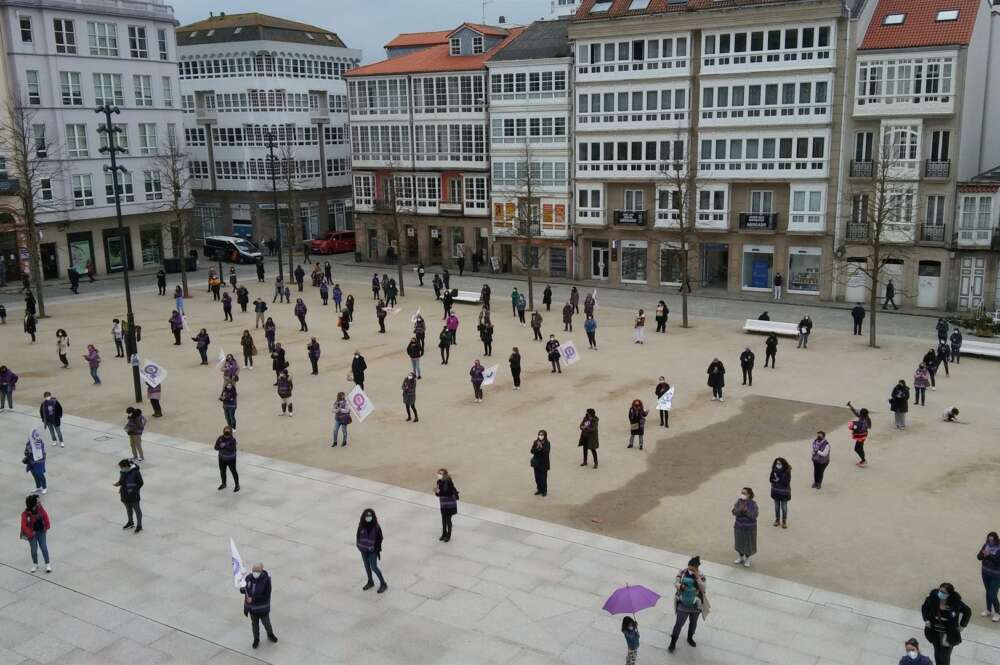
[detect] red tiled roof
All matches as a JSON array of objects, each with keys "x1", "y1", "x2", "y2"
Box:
[
  {"x1": 455, "y1": 23, "x2": 511, "y2": 37},
  {"x1": 384, "y1": 30, "x2": 451, "y2": 49},
  {"x1": 574, "y1": 0, "x2": 797, "y2": 20},
  {"x1": 860, "y1": 0, "x2": 980, "y2": 50},
  {"x1": 348, "y1": 27, "x2": 524, "y2": 77}
]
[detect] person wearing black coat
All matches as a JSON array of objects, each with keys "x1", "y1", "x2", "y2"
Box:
[
  {"x1": 270, "y1": 344, "x2": 287, "y2": 383},
  {"x1": 890, "y1": 380, "x2": 910, "y2": 429},
  {"x1": 156, "y1": 269, "x2": 167, "y2": 295},
  {"x1": 356, "y1": 508, "x2": 387, "y2": 593},
  {"x1": 442, "y1": 290, "x2": 454, "y2": 317},
  {"x1": 509, "y1": 347, "x2": 521, "y2": 389},
  {"x1": 920, "y1": 583, "x2": 971, "y2": 665},
  {"x1": 654, "y1": 378, "x2": 671, "y2": 427},
  {"x1": 435, "y1": 469, "x2": 459, "y2": 542},
  {"x1": 351, "y1": 352, "x2": 367, "y2": 390},
  {"x1": 542, "y1": 285, "x2": 552, "y2": 311},
  {"x1": 39, "y1": 392, "x2": 64, "y2": 446},
  {"x1": 851, "y1": 303, "x2": 865, "y2": 335},
  {"x1": 214, "y1": 427, "x2": 240, "y2": 492},
  {"x1": 764, "y1": 333, "x2": 778, "y2": 368},
  {"x1": 530, "y1": 430, "x2": 551, "y2": 496},
  {"x1": 438, "y1": 327, "x2": 452, "y2": 364},
  {"x1": 293, "y1": 264, "x2": 305, "y2": 291},
  {"x1": 479, "y1": 321, "x2": 493, "y2": 356},
  {"x1": 114, "y1": 459, "x2": 143, "y2": 532},
  {"x1": 950, "y1": 328, "x2": 963, "y2": 364},
  {"x1": 922, "y1": 348, "x2": 940, "y2": 389},
  {"x1": 241, "y1": 564, "x2": 278, "y2": 648},
  {"x1": 739, "y1": 347, "x2": 755, "y2": 386},
  {"x1": 936, "y1": 341, "x2": 950, "y2": 378},
  {"x1": 707, "y1": 359, "x2": 726, "y2": 401}
]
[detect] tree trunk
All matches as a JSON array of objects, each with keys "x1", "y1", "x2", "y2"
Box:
[
  {"x1": 287, "y1": 235, "x2": 294, "y2": 283},
  {"x1": 179, "y1": 234, "x2": 190, "y2": 298},
  {"x1": 25, "y1": 215, "x2": 46, "y2": 318},
  {"x1": 680, "y1": 249, "x2": 690, "y2": 328},
  {"x1": 527, "y1": 270, "x2": 534, "y2": 312},
  {"x1": 868, "y1": 249, "x2": 880, "y2": 348}
]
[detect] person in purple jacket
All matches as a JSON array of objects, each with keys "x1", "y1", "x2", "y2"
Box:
[
  {"x1": 276, "y1": 370, "x2": 293, "y2": 417},
  {"x1": 222, "y1": 292, "x2": 233, "y2": 322},
  {"x1": 357, "y1": 508, "x2": 387, "y2": 593},
  {"x1": 0, "y1": 365, "x2": 19, "y2": 409},
  {"x1": 899, "y1": 638, "x2": 933, "y2": 665},
  {"x1": 306, "y1": 338, "x2": 321, "y2": 375},
  {"x1": 241, "y1": 564, "x2": 277, "y2": 648},
  {"x1": 192, "y1": 329, "x2": 210, "y2": 365},
  {"x1": 294, "y1": 298, "x2": 308, "y2": 332},
  {"x1": 469, "y1": 360, "x2": 485, "y2": 403},
  {"x1": 83, "y1": 345, "x2": 101, "y2": 384},
  {"x1": 168, "y1": 310, "x2": 183, "y2": 345},
  {"x1": 732, "y1": 487, "x2": 758, "y2": 567},
  {"x1": 219, "y1": 381, "x2": 237, "y2": 430},
  {"x1": 214, "y1": 426, "x2": 239, "y2": 492}
]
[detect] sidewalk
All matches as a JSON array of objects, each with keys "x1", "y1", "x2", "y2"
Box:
[{"x1": 1, "y1": 406, "x2": 996, "y2": 665}]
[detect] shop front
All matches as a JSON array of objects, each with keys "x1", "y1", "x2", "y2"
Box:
[
  {"x1": 787, "y1": 246, "x2": 821, "y2": 295},
  {"x1": 620, "y1": 239, "x2": 648, "y2": 284},
  {"x1": 659, "y1": 241, "x2": 684, "y2": 286},
  {"x1": 741, "y1": 244, "x2": 774, "y2": 292}
]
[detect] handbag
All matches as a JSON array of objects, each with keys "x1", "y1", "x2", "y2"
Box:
[{"x1": 701, "y1": 593, "x2": 711, "y2": 619}]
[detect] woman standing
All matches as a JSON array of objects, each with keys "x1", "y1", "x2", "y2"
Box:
[
  {"x1": 356, "y1": 508, "x2": 387, "y2": 593},
  {"x1": 530, "y1": 431, "x2": 550, "y2": 496},
  {"x1": 402, "y1": 373, "x2": 418, "y2": 422},
  {"x1": 627, "y1": 400, "x2": 648, "y2": 450},
  {"x1": 413, "y1": 314, "x2": 426, "y2": 352},
  {"x1": 307, "y1": 338, "x2": 321, "y2": 375},
  {"x1": 24, "y1": 312, "x2": 37, "y2": 342},
  {"x1": 435, "y1": 469, "x2": 459, "y2": 542},
  {"x1": 56, "y1": 330, "x2": 70, "y2": 368},
  {"x1": 509, "y1": 347, "x2": 521, "y2": 390},
  {"x1": 20, "y1": 495, "x2": 51, "y2": 573},
  {"x1": 169, "y1": 311, "x2": 183, "y2": 345},
  {"x1": 920, "y1": 583, "x2": 971, "y2": 665},
  {"x1": 214, "y1": 427, "x2": 239, "y2": 491},
  {"x1": 338, "y1": 310, "x2": 351, "y2": 340},
  {"x1": 542, "y1": 285, "x2": 552, "y2": 311},
  {"x1": 270, "y1": 343, "x2": 287, "y2": 383},
  {"x1": 192, "y1": 328, "x2": 211, "y2": 365},
  {"x1": 890, "y1": 380, "x2": 910, "y2": 429},
  {"x1": 221, "y1": 354, "x2": 240, "y2": 384},
  {"x1": 23, "y1": 430, "x2": 46, "y2": 494},
  {"x1": 332, "y1": 392, "x2": 351, "y2": 447},
  {"x1": 769, "y1": 458, "x2": 791, "y2": 528},
  {"x1": 579, "y1": 408, "x2": 599, "y2": 468},
  {"x1": 633, "y1": 309, "x2": 646, "y2": 344},
  {"x1": 294, "y1": 299, "x2": 308, "y2": 332},
  {"x1": 654, "y1": 377, "x2": 671, "y2": 428},
  {"x1": 847, "y1": 401, "x2": 871, "y2": 467},
  {"x1": 479, "y1": 320, "x2": 494, "y2": 357},
  {"x1": 0, "y1": 365, "x2": 18, "y2": 408},
  {"x1": 124, "y1": 407, "x2": 146, "y2": 462},
  {"x1": 732, "y1": 487, "x2": 758, "y2": 567},
  {"x1": 219, "y1": 381, "x2": 238, "y2": 430},
  {"x1": 174, "y1": 285, "x2": 185, "y2": 315},
  {"x1": 669, "y1": 557, "x2": 706, "y2": 653},
  {"x1": 332, "y1": 284, "x2": 343, "y2": 311},
  {"x1": 978, "y1": 532, "x2": 1000, "y2": 622},
  {"x1": 345, "y1": 293, "x2": 355, "y2": 322},
  {"x1": 147, "y1": 383, "x2": 163, "y2": 417},
  {"x1": 263, "y1": 318, "x2": 277, "y2": 354},
  {"x1": 221, "y1": 292, "x2": 233, "y2": 322},
  {"x1": 438, "y1": 326, "x2": 451, "y2": 364},
  {"x1": 276, "y1": 370, "x2": 293, "y2": 417},
  {"x1": 406, "y1": 337, "x2": 423, "y2": 379},
  {"x1": 319, "y1": 279, "x2": 329, "y2": 306},
  {"x1": 240, "y1": 330, "x2": 256, "y2": 369},
  {"x1": 83, "y1": 345, "x2": 101, "y2": 384},
  {"x1": 446, "y1": 312, "x2": 459, "y2": 345},
  {"x1": 811, "y1": 431, "x2": 830, "y2": 489},
  {"x1": 914, "y1": 364, "x2": 930, "y2": 406},
  {"x1": 707, "y1": 358, "x2": 725, "y2": 401},
  {"x1": 469, "y1": 360, "x2": 485, "y2": 403},
  {"x1": 655, "y1": 300, "x2": 669, "y2": 334},
  {"x1": 546, "y1": 335, "x2": 562, "y2": 373}
]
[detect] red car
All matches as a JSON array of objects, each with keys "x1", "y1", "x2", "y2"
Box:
[{"x1": 309, "y1": 231, "x2": 356, "y2": 255}]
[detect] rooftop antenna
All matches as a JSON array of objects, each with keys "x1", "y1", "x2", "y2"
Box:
[{"x1": 481, "y1": 0, "x2": 493, "y2": 24}]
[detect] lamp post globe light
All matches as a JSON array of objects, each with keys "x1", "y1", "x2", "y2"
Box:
[
  {"x1": 96, "y1": 103, "x2": 143, "y2": 403},
  {"x1": 264, "y1": 130, "x2": 284, "y2": 283}
]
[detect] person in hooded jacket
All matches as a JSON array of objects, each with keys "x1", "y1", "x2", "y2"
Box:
[
  {"x1": 124, "y1": 407, "x2": 147, "y2": 462},
  {"x1": 707, "y1": 359, "x2": 726, "y2": 401},
  {"x1": 890, "y1": 380, "x2": 910, "y2": 429},
  {"x1": 920, "y1": 582, "x2": 971, "y2": 665},
  {"x1": 899, "y1": 638, "x2": 933, "y2": 665},
  {"x1": 241, "y1": 563, "x2": 278, "y2": 648},
  {"x1": 562, "y1": 302, "x2": 574, "y2": 332},
  {"x1": 215, "y1": 426, "x2": 240, "y2": 491},
  {"x1": 357, "y1": 508, "x2": 387, "y2": 593},
  {"x1": 114, "y1": 458, "x2": 143, "y2": 532},
  {"x1": 435, "y1": 469, "x2": 459, "y2": 542},
  {"x1": 923, "y1": 348, "x2": 940, "y2": 389},
  {"x1": 739, "y1": 347, "x2": 755, "y2": 386},
  {"x1": 936, "y1": 318, "x2": 949, "y2": 344},
  {"x1": 236, "y1": 285, "x2": 250, "y2": 313},
  {"x1": 764, "y1": 333, "x2": 778, "y2": 368},
  {"x1": 950, "y1": 328, "x2": 963, "y2": 364},
  {"x1": 402, "y1": 372, "x2": 418, "y2": 422},
  {"x1": 579, "y1": 408, "x2": 599, "y2": 468},
  {"x1": 351, "y1": 351, "x2": 367, "y2": 390}
]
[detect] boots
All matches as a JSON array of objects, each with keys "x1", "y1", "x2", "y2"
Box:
[{"x1": 668, "y1": 635, "x2": 677, "y2": 652}]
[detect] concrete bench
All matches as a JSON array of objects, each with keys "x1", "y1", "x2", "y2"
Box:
[
  {"x1": 452, "y1": 290, "x2": 482, "y2": 305},
  {"x1": 957, "y1": 340, "x2": 1000, "y2": 359},
  {"x1": 743, "y1": 319, "x2": 800, "y2": 337}
]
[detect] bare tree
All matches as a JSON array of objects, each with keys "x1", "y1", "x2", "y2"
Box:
[
  {"x1": 834, "y1": 137, "x2": 916, "y2": 348},
  {"x1": 152, "y1": 134, "x2": 193, "y2": 297},
  {"x1": 656, "y1": 132, "x2": 699, "y2": 328},
  {"x1": 497, "y1": 143, "x2": 548, "y2": 310},
  {"x1": 377, "y1": 161, "x2": 407, "y2": 297},
  {"x1": 0, "y1": 102, "x2": 61, "y2": 317},
  {"x1": 279, "y1": 140, "x2": 300, "y2": 281}
]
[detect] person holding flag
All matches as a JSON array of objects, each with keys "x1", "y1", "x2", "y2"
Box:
[
  {"x1": 24, "y1": 429, "x2": 47, "y2": 494},
  {"x1": 240, "y1": 563, "x2": 278, "y2": 649},
  {"x1": 470, "y1": 360, "x2": 486, "y2": 402}
]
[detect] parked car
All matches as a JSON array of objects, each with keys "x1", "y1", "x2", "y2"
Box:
[
  {"x1": 202, "y1": 236, "x2": 263, "y2": 264},
  {"x1": 309, "y1": 231, "x2": 356, "y2": 255}
]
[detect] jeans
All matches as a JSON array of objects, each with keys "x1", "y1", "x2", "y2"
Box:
[
  {"x1": 333, "y1": 421, "x2": 348, "y2": 445},
  {"x1": 124, "y1": 500, "x2": 142, "y2": 527},
  {"x1": 472, "y1": 383, "x2": 483, "y2": 400},
  {"x1": 773, "y1": 499, "x2": 788, "y2": 522},
  {"x1": 219, "y1": 458, "x2": 239, "y2": 486},
  {"x1": 894, "y1": 412, "x2": 906, "y2": 428},
  {"x1": 772, "y1": 285, "x2": 781, "y2": 300},
  {"x1": 411, "y1": 358, "x2": 420, "y2": 377},
  {"x1": 0, "y1": 387, "x2": 13, "y2": 408},
  {"x1": 671, "y1": 611, "x2": 699, "y2": 640},
  {"x1": 30, "y1": 466, "x2": 46, "y2": 490},
  {"x1": 914, "y1": 387, "x2": 926, "y2": 405},
  {"x1": 628, "y1": 433, "x2": 644, "y2": 449},
  {"x1": 797, "y1": 333, "x2": 809, "y2": 348},
  {"x1": 223, "y1": 405, "x2": 237, "y2": 429},
  {"x1": 198, "y1": 347, "x2": 208, "y2": 363},
  {"x1": 586, "y1": 331, "x2": 596, "y2": 348},
  {"x1": 742, "y1": 367, "x2": 752, "y2": 385},
  {"x1": 90, "y1": 367, "x2": 101, "y2": 384},
  {"x1": 533, "y1": 327, "x2": 543, "y2": 341},
  {"x1": 45, "y1": 423, "x2": 63, "y2": 443},
  {"x1": 984, "y1": 572, "x2": 1000, "y2": 614},
  {"x1": 711, "y1": 386, "x2": 723, "y2": 399},
  {"x1": 244, "y1": 353, "x2": 253, "y2": 368},
  {"x1": 853, "y1": 320, "x2": 862, "y2": 335},
  {"x1": 361, "y1": 550, "x2": 385, "y2": 586},
  {"x1": 309, "y1": 358, "x2": 319, "y2": 374},
  {"x1": 764, "y1": 351, "x2": 776, "y2": 368},
  {"x1": 28, "y1": 531, "x2": 49, "y2": 564},
  {"x1": 533, "y1": 466, "x2": 547, "y2": 495},
  {"x1": 297, "y1": 315, "x2": 308, "y2": 332},
  {"x1": 813, "y1": 461, "x2": 828, "y2": 486},
  {"x1": 250, "y1": 613, "x2": 275, "y2": 641}
]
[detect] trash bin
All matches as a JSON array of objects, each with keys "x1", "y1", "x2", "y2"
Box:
[
  {"x1": 163, "y1": 257, "x2": 180, "y2": 273},
  {"x1": 354, "y1": 252, "x2": 362, "y2": 263}
]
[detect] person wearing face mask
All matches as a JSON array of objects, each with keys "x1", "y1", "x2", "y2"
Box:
[
  {"x1": 530, "y1": 431, "x2": 551, "y2": 496},
  {"x1": 769, "y1": 458, "x2": 791, "y2": 528},
  {"x1": 20, "y1": 494, "x2": 51, "y2": 573},
  {"x1": 921, "y1": 582, "x2": 971, "y2": 665},
  {"x1": 669, "y1": 556, "x2": 706, "y2": 653},
  {"x1": 351, "y1": 352, "x2": 367, "y2": 390},
  {"x1": 356, "y1": 509, "x2": 387, "y2": 593},
  {"x1": 214, "y1": 427, "x2": 240, "y2": 492},
  {"x1": 810, "y1": 432, "x2": 830, "y2": 489},
  {"x1": 402, "y1": 373, "x2": 418, "y2": 422},
  {"x1": 435, "y1": 469, "x2": 459, "y2": 542},
  {"x1": 114, "y1": 458, "x2": 143, "y2": 533},
  {"x1": 241, "y1": 563, "x2": 278, "y2": 649},
  {"x1": 732, "y1": 487, "x2": 758, "y2": 567},
  {"x1": 978, "y1": 532, "x2": 1000, "y2": 622},
  {"x1": 899, "y1": 638, "x2": 932, "y2": 665}
]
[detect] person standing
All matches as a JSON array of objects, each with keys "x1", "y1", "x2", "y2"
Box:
[
  {"x1": 479, "y1": 283, "x2": 490, "y2": 310},
  {"x1": 545, "y1": 335, "x2": 562, "y2": 373},
  {"x1": 441, "y1": 289, "x2": 454, "y2": 318},
  {"x1": 338, "y1": 310, "x2": 351, "y2": 340},
  {"x1": 332, "y1": 392, "x2": 351, "y2": 447},
  {"x1": 222, "y1": 292, "x2": 234, "y2": 321},
  {"x1": 435, "y1": 469, "x2": 459, "y2": 542},
  {"x1": 570, "y1": 286, "x2": 580, "y2": 314},
  {"x1": 385, "y1": 279, "x2": 398, "y2": 308},
  {"x1": 256, "y1": 257, "x2": 265, "y2": 283},
  {"x1": 268, "y1": 342, "x2": 287, "y2": 384},
  {"x1": 732, "y1": 487, "x2": 758, "y2": 566},
  {"x1": 236, "y1": 285, "x2": 249, "y2": 313},
  {"x1": 351, "y1": 351, "x2": 367, "y2": 390},
  {"x1": 457, "y1": 254, "x2": 465, "y2": 276},
  {"x1": 293, "y1": 264, "x2": 305, "y2": 291},
  {"x1": 174, "y1": 285, "x2": 185, "y2": 315},
  {"x1": 739, "y1": 347, "x2": 755, "y2": 386},
  {"x1": 432, "y1": 273, "x2": 443, "y2": 300},
  {"x1": 764, "y1": 332, "x2": 778, "y2": 368},
  {"x1": 156, "y1": 269, "x2": 167, "y2": 295},
  {"x1": 936, "y1": 341, "x2": 950, "y2": 379},
  {"x1": 241, "y1": 564, "x2": 278, "y2": 648},
  {"x1": 221, "y1": 354, "x2": 240, "y2": 384},
  {"x1": 20, "y1": 494, "x2": 51, "y2": 573},
  {"x1": 510, "y1": 287, "x2": 520, "y2": 316},
  {"x1": 263, "y1": 318, "x2": 277, "y2": 354},
  {"x1": 562, "y1": 301, "x2": 574, "y2": 332},
  {"x1": 516, "y1": 293, "x2": 527, "y2": 327},
  {"x1": 241, "y1": 330, "x2": 256, "y2": 369},
  {"x1": 192, "y1": 328, "x2": 211, "y2": 365},
  {"x1": 633, "y1": 309, "x2": 646, "y2": 344},
  {"x1": 655, "y1": 300, "x2": 669, "y2": 333},
  {"x1": 219, "y1": 381, "x2": 238, "y2": 430},
  {"x1": 356, "y1": 508, "x2": 387, "y2": 593},
  {"x1": 0, "y1": 365, "x2": 18, "y2": 409},
  {"x1": 446, "y1": 312, "x2": 459, "y2": 345},
  {"x1": 936, "y1": 318, "x2": 949, "y2": 344},
  {"x1": 655, "y1": 378, "x2": 672, "y2": 427},
  {"x1": 796, "y1": 315, "x2": 812, "y2": 349},
  {"x1": 479, "y1": 320, "x2": 494, "y2": 357},
  {"x1": 276, "y1": 370, "x2": 293, "y2": 417},
  {"x1": 914, "y1": 364, "x2": 930, "y2": 406},
  {"x1": 950, "y1": 328, "x2": 963, "y2": 364},
  {"x1": 24, "y1": 430, "x2": 47, "y2": 494},
  {"x1": 413, "y1": 314, "x2": 426, "y2": 353},
  {"x1": 332, "y1": 283, "x2": 343, "y2": 311},
  {"x1": 530, "y1": 431, "x2": 550, "y2": 496},
  {"x1": 622, "y1": 615, "x2": 640, "y2": 665},
  {"x1": 228, "y1": 265, "x2": 238, "y2": 291},
  {"x1": 627, "y1": 400, "x2": 648, "y2": 450},
  {"x1": 469, "y1": 360, "x2": 485, "y2": 403},
  {"x1": 294, "y1": 299, "x2": 308, "y2": 332},
  {"x1": 707, "y1": 358, "x2": 725, "y2": 401},
  {"x1": 371, "y1": 273, "x2": 381, "y2": 300},
  {"x1": 772, "y1": 272, "x2": 783, "y2": 300},
  {"x1": 531, "y1": 310, "x2": 544, "y2": 342},
  {"x1": 401, "y1": 338, "x2": 423, "y2": 380},
  {"x1": 769, "y1": 458, "x2": 791, "y2": 528},
  {"x1": 111, "y1": 319, "x2": 125, "y2": 357},
  {"x1": 438, "y1": 326, "x2": 451, "y2": 365},
  {"x1": 272, "y1": 276, "x2": 284, "y2": 303},
  {"x1": 345, "y1": 293, "x2": 356, "y2": 322},
  {"x1": 883, "y1": 278, "x2": 899, "y2": 309},
  {"x1": 147, "y1": 382, "x2": 163, "y2": 418},
  {"x1": 584, "y1": 314, "x2": 597, "y2": 350},
  {"x1": 890, "y1": 380, "x2": 910, "y2": 430},
  {"x1": 920, "y1": 583, "x2": 971, "y2": 665},
  {"x1": 24, "y1": 312, "x2": 37, "y2": 343},
  {"x1": 124, "y1": 407, "x2": 146, "y2": 462},
  {"x1": 83, "y1": 345, "x2": 101, "y2": 384},
  {"x1": 509, "y1": 347, "x2": 521, "y2": 390},
  {"x1": 669, "y1": 557, "x2": 706, "y2": 653},
  {"x1": 307, "y1": 338, "x2": 321, "y2": 375},
  {"x1": 847, "y1": 401, "x2": 871, "y2": 467},
  {"x1": 542, "y1": 284, "x2": 552, "y2": 311},
  {"x1": 402, "y1": 372, "x2": 418, "y2": 422},
  {"x1": 811, "y1": 431, "x2": 830, "y2": 489},
  {"x1": 166, "y1": 310, "x2": 183, "y2": 346},
  {"x1": 376, "y1": 300, "x2": 387, "y2": 334},
  {"x1": 851, "y1": 303, "x2": 865, "y2": 335},
  {"x1": 978, "y1": 532, "x2": 1000, "y2": 622},
  {"x1": 578, "y1": 408, "x2": 599, "y2": 468},
  {"x1": 68, "y1": 265, "x2": 80, "y2": 293},
  {"x1": 583, "y1": 291, "x2": 596, "y2": 318},
  {"x1": 39, "y1": 392, "x2": 64, "y2": 446},
  {"x1": 115, "y1": 458, "x2": 143, "y2": 533},
  {"x1": 417, "y1": 263, "x2": 425, "y2": 286},
  {"x1": 56, "y1": 329, "x2": 70, "y2": 368},
  {"x1": 900, "y1": 638, "x2": 933, "y2": 665},
  {"x1": 215, "y1": 427, "x2": 240, "y2": 491}
]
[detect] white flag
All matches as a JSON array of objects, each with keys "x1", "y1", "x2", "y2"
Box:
[
  {"x1": 215, "y1": 348, "x2": 227, "y2": 369},
  {"x1": 230, "y1": 538, "x2": 247, "y2": 590},
  {"x1": 561, "y1": 340, "x2": 580, "y2": 366},
  {"x1": 657, "y1": 386, "x2": 675, "y2": 411},
  {"x1": 410, "y1": 308, "x2": 422, "y2": 323},
  {"x1": 389, "y1": 307, "x2": 402, "y2": 315},
  {"x1": 592, "y1": 289, "x2": 599, "y2": 308},
  {"x1": 348, "y1": 385, "x2": 375, "y2": 423},
  {"x1": 181, "y1": 315, "x2": 189, "y2": 331},
  {"x1": 140, "y1": 360, "x2": 168, "y2": 387},
  {"x1": 27, "y1": 428, "x2": 45, "y2": 462},
  {"x1": 482, "y1": 364, "x2": 499, "y2": 386}
]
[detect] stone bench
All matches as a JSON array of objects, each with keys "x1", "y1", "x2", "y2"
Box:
[
  {"x1": 452, "y1": 290, "x2": 482, "y2": 305},
  {"x1": 957, "y1": 340, "x2": 1000, "y2": 359},
  {"x1": 743, "y1": 319, "x2": 800, "y2": 337}
]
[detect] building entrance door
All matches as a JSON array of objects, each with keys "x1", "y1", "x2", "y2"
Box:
[
  {"x1": 701, "y1": 243, "x2": 728, "y2": 288},
  {"x1": 591, "y1": 241, "x2": 608, "y2": 279}
]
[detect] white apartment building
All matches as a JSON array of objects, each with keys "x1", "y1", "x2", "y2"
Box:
[
  {"x1": 0, "y1": 0, "x2": 183, "y2": 278},
  {"x1": 177, "y1": 13, "x2": 360, "y2": 246},
  {"x1": 550, "y1": 0, "x2": 581, "y2": 19},
  {"x1": 487, "y1": 19, "x2": 573, "y2": 277}
]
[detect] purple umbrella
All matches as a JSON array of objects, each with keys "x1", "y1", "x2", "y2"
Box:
[{"x1": 602, "y1": 584, "x2": 661, "y2": 617}]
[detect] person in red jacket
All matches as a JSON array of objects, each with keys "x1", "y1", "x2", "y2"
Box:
[{"x1": 20, "y1": 494, "x2": 51, "y2": 573}]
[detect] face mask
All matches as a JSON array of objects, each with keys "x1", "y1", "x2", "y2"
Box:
[
  {"x1": 937, "y1": 591, "x2": 949, "y2": 601},
  {"x1": 437, "y1": 474, "x2": 444, "y2": 480},
  {"x1": 906, "y1": 652, "x2": 918, "y2": 660},
  {"x1": 364, "y1": 515, "x2": 373, "y2": 523},
  {"x1": 740, "y1": 494, "x2": 748, "y2": 501},
  {"x1": 251, "y1": 571, "x2": 261, "y2": 579},
  {"x1": 775, "y1": 463, "x2": 783, "y2": 470}
]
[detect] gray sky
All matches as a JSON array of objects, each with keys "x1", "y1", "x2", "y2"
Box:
[{"x1": 170, "y1": 0, "x2": 555, "y2": 63}]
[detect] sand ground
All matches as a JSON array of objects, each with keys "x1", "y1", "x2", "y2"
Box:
[{"x1": 3, "y1": 267, "x2": 998, "y2": 616}]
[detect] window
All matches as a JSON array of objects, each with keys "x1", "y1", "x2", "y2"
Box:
[
  {"x1": 157, "y1": 29, "x2": 168, "y2": 60},
  {"x1": 882, "y1": 124, "x2": 919, "y2": 162},
  {"x1": 887, "y1": 192, "x2": 916, "y2": 227},
  {"x1": 25, "y1": 70, "x2": 40, "y2": 105},
  {"x1": 19, "y1": 16, "x2": 32, "y2": 42},
  {"x1": 128, "y1": 26, "x2": 147, "y2": 58},
  {"x1": 40, "y1": 178, "x2": 53, "y2": 200},
  {"x1": 138, "y1": 123, "x2": 157, "y2": 154},
  {"x1": 578, "y1": 187, "x2": 602, "y2": 220},
  {"x1": 659, "y1": 243, "x2": 683, "y2": 284},
  {"x1": 929, "y1": 130, "x2": 950, "y2": 162},
  {"x1": 134, "y1": 75, "x2": 153, "y2": 106},
  {"x1": 99, "y1": 124, "x2": 128, "y2": 153},
  {"x1": 415, "y1": 176, "x2": 440, "y2": 209},
  {"x1": 54, "y1": 19, "x2": 76, "y2": 53},
  {"x1": 742, "y1": 245, "x2": 774, "y2": 289},
  {"x1": 936, "y1": 9, "x2": 958, "y2": 21},
  {"x1": 925, "y1": 195, "x2": 945, "y2": 227},
  {"x1": 629, "y1": 0, "x2": 651, "y2": 9},
  {"x1": 449, "y1": 38, "x2": 461, "y2": 56},
  {"x1": 72, "y1": 174, "x2": 94, "y2": 207},
  {"x1": 87, "y1": 21, "x2": 119, "y2": 56},
  {"x1": 472, "y1": 36, "x2": 483, "y2": 54},
  {"x1": 105, "y1": 171, "x2": 134, "y2": 203},
  {"x1": 624, "y1": 189, "x2": 645, "y2": 211},
  {"x1": 143, "y1": 170, "x2": 163, "y2": 200},
  {"x1": 883, "y1": 13, "x2": 905, "y2": 25},
  {"x1": 60, "y1": 72, "x2": 83, "y2": 105},
  {"x1": 750, "y1": 190, "x2": 774, "y2": 213},
  {"x1": 790, "y1": 188, "x2": 825, "y2": 226},
  {"x1": 353, "y1": 175, "x2": 374, "y2": 207},
  {"x1": 620, "y1": 241, "x2": 648, "y2": 283},
  {"x1": 959, "y1": 195, "x2": 992, "y2": 231},
  {"x1": 93, "y1": 73, "x2": 123, "y2": 106},
  {"x1": 697, "y1": 188, "x2": 728, "y2": 223},
  {"x1": 788, "y1": 249, "x2": 821, "y2": 293},
  {"x1": 161, "y1": 77, "x2": 173, "y2": 107},
  {"x1": 65, "y1": 124, "x2": 89, "y2": 157},
  {"x1": 464, "y1": 176, "x2": 487, "y2": 210},
  {"x1": 31, "y1": 124, "x2": 46, "y2": 157},
  {"x1": 854, "y1": 131, "x2": 873, "y2": 162},
  {"x1": 591, "y1": 0, "x2": 613, "y2": 12}
]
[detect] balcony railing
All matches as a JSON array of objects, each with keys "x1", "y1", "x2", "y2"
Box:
[
  {"x1": 846, "y1": 221, "x2": 869, "y2": 241},
  {"x1": 955, "y1": 227, "x2": 996, "y2": 248},
  {"x1": 850, "y1": 161, "x2": 873, "y2": 178},
  {"x1": 919, "y1": 223, "x2": 946, "y2": 243},
  {"x1": 924, "y1": 160, "x2": 951, "y2": 178},
  {"x1": 738, "y1": 212, "x2": 779, "y2": 231},
  {"x1": 613, "y1": 209, "x2": 647, "y2": 226}
]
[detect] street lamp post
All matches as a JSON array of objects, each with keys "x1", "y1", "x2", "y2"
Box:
[
  {"x1": 96, "y1": 104, "x2": 142, "y2": 403},
  {"x1": 264, "y1": 131, "x2": 284, "y2": 283}
]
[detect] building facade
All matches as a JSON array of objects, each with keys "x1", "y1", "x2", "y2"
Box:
[
  {"x1": 0, "y1": 0, "x2": 183, "y2": 278},
  {"x1": 177, "y1": 13, "x2": 360, "y2": 248},
  {"x1": 0, "y1": 12, "x2": 24, "y2": 284}
]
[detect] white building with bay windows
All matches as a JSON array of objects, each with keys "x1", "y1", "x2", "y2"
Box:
[{"x1": 0, "y1": 0, "x2": 184, "y2": 278}]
